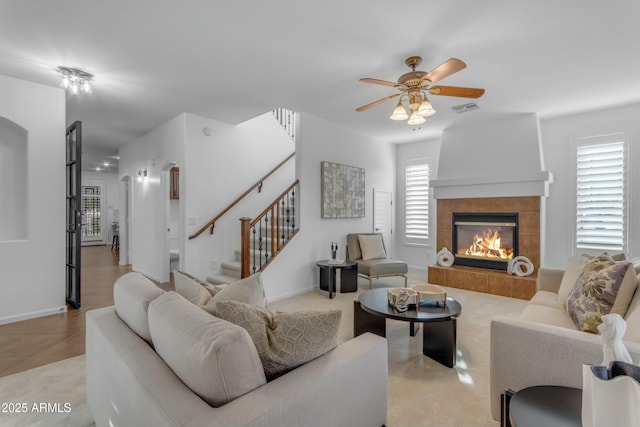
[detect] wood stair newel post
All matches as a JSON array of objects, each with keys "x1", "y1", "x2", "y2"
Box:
[{"x1": 240, "y1": 217, "x2": 251, "y2": 278}]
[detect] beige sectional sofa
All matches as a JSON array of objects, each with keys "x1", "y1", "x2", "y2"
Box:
[
  {"x1": 86, "y1": 272, "x2": 388, "y2": 427},
  {"x1": 490, "y1": 265, "x2": 640, "y2": 421}
]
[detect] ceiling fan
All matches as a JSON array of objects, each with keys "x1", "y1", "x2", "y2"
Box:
[{"x1": 356, "y1": 55, "x2": 485, "y2": 125}]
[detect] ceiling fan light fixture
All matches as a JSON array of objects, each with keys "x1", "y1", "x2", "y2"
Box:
[
  {"x1": 407, "y1": 111, "x2": 426, "y2": 126},
  {"x1": 417, "y1": 97, "x2": 436, "y2": 116},
  {"x1": 389, "y1": 100, "x2": 409, "y2": 121}
]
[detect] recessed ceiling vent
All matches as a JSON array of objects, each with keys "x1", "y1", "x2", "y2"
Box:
[{"x1": 452, "y1": 102, "x2": 479, "y2": 113}]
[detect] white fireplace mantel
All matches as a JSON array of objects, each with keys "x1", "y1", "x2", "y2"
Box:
[
  {"x1": 433, "y1": 113, "x2": 553, "y2": 200},
  {"x1": 431, "y1": 170, "x2": 553, "y2": 199}
]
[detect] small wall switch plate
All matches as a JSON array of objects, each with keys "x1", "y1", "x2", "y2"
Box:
[{"x1": 187, "y1": 217, "x2": 197, "y2": 226}]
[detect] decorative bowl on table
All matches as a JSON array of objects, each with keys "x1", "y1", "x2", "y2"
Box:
[
  {"x1": 412, "y1": 284, "x2": 447, "y2": 307},
  {"x1": 387, "y1": 288, "x2": 418, "y2": 306}
]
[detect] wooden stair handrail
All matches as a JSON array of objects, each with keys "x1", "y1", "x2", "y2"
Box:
[
  {"x1": 240, "y1": 179, "x2": 299, "y2": 278},
  {"x1": 249, "y1": 180, "x2": 299, "y2": 228},
  {"x1": 189, "y1": 152, "x2": 295, "y2": 239}
]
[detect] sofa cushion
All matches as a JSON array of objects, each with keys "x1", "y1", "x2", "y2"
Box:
[
  {"x1": 358, "y1": 258, "x2": 408, "y2": 276},
  {"x1": 174, "y1": 270, "x2": 213, "y2": 305},
  {"x1": 113, "y1": 272, "x2": 164, "y2": 344},
  {"x1": 518, "y1": 304, "x2": 578, "y2": 330},
  {"x1": 215, "y1": 300, "x2": 341, "y2": 379},
  {"x1": 202, "y1": 273, "x2": 266, "y2": 314},
  {"x1": 566, "y1": 255, "x2": 632, "y2": 333},
  {"x1": 148, "y1": 292, "x2": 266, "y2": 407},
  {"x1": 529, "y1": 290, "x2": 566, "y2": 310},
  {"x1": 359, "y1": 234, "x2": 387, "y2": 260}
]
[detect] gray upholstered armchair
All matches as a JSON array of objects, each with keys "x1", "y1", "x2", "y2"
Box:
[{"x1": 346, "y1": 233, "x2": 408, "y2": 289}]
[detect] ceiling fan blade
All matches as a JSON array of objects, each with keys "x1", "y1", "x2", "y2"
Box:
[
  {"x1": 429, "y1": 85, "x2": 485, "y2": 98},
  {"x1": 359, "y1": 77, "x2": 404, "y2": 88},
  {"x1": 356, "y1": 93, "x2": 400, "y2": 112},
  {"x1": 422, "y1": 58, "x2": 467, "y2": 83}
]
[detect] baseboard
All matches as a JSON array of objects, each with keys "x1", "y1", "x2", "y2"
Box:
[
  {"x1": 0, "y1": 305, "x2": 67, "y2": 325},
  {"x1": 266, "y1": 285, "x2": 316, "y2": 304}
]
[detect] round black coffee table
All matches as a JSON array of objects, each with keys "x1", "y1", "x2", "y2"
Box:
[{"x1": 353, "y1": 287, "x2": 462, "y2": 367}]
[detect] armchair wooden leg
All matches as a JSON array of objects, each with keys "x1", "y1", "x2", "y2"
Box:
[
  {"x1": 369, "y1": 277, "x2": 373, "y2": 289},
  {"x1": 404, "y1": 275, "x2": 408, "y2": 287}
]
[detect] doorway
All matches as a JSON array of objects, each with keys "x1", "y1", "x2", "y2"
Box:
[
  {"x1": 162, "y1": 162, "x2": 181, "y2": 282},
  {"x1": 373, "y1": 189, "x2": 393, "y2": 258},
  {"x1": 119, "y1": 176, "x2": 132, "y2": 266}
]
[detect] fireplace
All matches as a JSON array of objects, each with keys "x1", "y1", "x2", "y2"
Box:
[{"x1": 452, "y1": 212, "x2": 518, "y2": 271}]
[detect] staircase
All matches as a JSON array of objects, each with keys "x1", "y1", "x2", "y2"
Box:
[
  {"x1": 191, "y1": 108, "x2": 299, "y2": 284},
  {"x1": 206, "y1": 250, "x2": 242, "y2": 284},
  {"x1": 206, "y1": 186, "x2": 299, "y2": 284}
]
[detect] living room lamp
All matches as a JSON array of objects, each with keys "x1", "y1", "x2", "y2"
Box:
[{"x1": 58, "y1": 66, "x2": 93, "y2": 95}]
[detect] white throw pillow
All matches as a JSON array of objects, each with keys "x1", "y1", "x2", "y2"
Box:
[
  {"x1": 359, "y1": 234, "x2": 387, "y2": 260},
  {"x1": 148, "y1": 292, "x2": 266, "y2": 407},
  {"x1": 202, "y1": 272, "x2": 266, "y2": 314},
  {"x1": 113, "y1": 272, "x2": 165, "y2": 344},
  {"x1": 174, "y1": 270, "x2": 213, "y2": 305}
]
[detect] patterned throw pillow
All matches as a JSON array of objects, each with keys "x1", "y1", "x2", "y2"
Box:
[
  {"x1": 566, "y1": 254, "x2": 632, "y2": 333},
  {"x1": 215, "y1": 300, "x2": 341, "y2": 379}
]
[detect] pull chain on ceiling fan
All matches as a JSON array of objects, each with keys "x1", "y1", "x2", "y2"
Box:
[{"x1": 356, "y1": 55, "x2": 485, "y2": 125}]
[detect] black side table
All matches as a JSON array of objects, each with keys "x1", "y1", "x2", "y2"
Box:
[
  {"x1": 316, "y1": 260, "x2": 358, "y2": 299},
  {"x1": 503, "y1": 386, "x2": 582, "y2": 427}
]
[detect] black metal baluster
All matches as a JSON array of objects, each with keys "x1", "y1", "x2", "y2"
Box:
[
  {"x1": 264, "y1": 215, "x2": 270, "y2": 264},
  {"x1": 252, "y1": 225, "x2": 257, "y2": 274},
  {"x1": 291, "y1": 186, "x2": 296, "y2": 233},
  {"x1": 281, "y1": 198, "x2": 286, "y2": 246}
]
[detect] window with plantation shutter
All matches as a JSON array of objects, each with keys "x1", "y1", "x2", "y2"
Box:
[
  {"x1": 405, "y1": 160, "x2": 429, "y2": 243},
  {"x1": 575, "y1": 134, "x2": 627, "y2": 252}
]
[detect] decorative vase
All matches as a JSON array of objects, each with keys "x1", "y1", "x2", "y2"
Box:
[
  {"x1": 507, "y1": 256, "x2": 534, "y2": 276},
  {"x1": 582, "y1": 361, "x2": 640, "y2": 427},
  {"x1": 436, "y1": 247, "x2": 454, "y2": 267}
]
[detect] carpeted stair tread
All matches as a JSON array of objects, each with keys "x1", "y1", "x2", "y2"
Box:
[{"x1": 206, "y1": 273, "x2": 239, "y2": 285}]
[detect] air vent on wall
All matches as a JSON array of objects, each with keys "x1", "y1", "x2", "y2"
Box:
[{"x1": 452, "y1": 102, "x2": 479, "y2": 113}]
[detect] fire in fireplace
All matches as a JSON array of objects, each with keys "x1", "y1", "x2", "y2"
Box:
[{"x1": 452, "y1": 213, "x2": 518, "y2": 271}]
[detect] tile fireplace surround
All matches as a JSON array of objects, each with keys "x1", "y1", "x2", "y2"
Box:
[{"x1": 428, "y1": 196, "x2": 540, "y2": 300}]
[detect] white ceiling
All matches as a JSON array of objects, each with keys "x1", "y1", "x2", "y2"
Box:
[{"x1": 1, "y1": 1, "x2": 639, "y2": 171}]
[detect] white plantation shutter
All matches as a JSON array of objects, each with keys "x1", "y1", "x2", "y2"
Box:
[
  {"x1": 405, "y1": 160, "x2": 429, "y2": 242},
  {"x1": 575, "y1": 135, "x2": 627, "y2": 252}
]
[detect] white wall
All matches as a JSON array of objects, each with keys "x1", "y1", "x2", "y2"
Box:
[
  {"x1": 183, "y1": 112, "x2": 295, "y2": 280},
  {"x1": 0, "y1": 74, "x2": 66, "y2": 324},
  {"x1": 540, "y1": 102, "x2": 640, "y2": 267},
  {"x1": 395, "y1": 138, "x2": 441, "y2": 269},
  {"x1": 118, "y1": 114, "x2": 186, "y2": 281},
  {"x1": 82, "y1": 171, "x2": 120, "y2": 246},
  {"x1": 260, "y1": 113, "x2": 396, "y2": 300}
]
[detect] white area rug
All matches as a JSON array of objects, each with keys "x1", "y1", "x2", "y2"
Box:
[
  {"x1": 0, "y1": 355, "x2": 93, "y2": 427},
  {"x1": 0, "y1": 284, "x2": 526, "y2": 427}
]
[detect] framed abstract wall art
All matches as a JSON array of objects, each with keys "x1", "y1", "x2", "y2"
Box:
[{"x1": 321, "y1": 161, "x2": 365, "y2": 218}]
